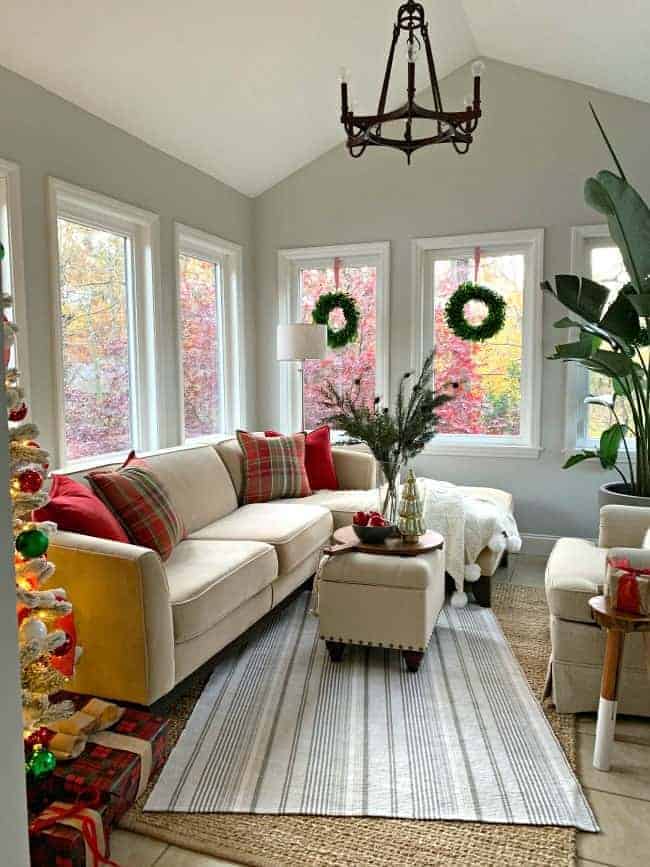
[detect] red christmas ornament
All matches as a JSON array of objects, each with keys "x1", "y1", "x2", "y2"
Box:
[
  {"x1": 25, "y1": 727, "x2": 54, "y2": 750},
  {"x1": 9, "y1": 402, "x2": 28, "y2": 421},
  {"x1": 52, "y1": 632, "x2": 73, "y2": 658},
  {"x1": 18, "y1": 469, "x2": 44, "y2": 494}
]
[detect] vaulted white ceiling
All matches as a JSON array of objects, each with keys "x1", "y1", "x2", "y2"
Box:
[{"x1": 0, "y1": 1, "x2": 648, "y2": 196}]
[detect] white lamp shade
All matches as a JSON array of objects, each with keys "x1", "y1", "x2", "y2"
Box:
[{"x1": 277, "y1": 323, "x2": 328, "y2": 361}]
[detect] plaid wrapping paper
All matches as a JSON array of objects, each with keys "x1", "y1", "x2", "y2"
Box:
[
  {"x1": 87, "y1": 453, "x2": 185, "y2": 561},
  {"x1": 237, "y1": 429, "x2": 311, "y2": 503},
  {"x1": 29, "y1": 799, "x2": 113, "y2": 867},
  {"x1": 41, "y1": 703, "x2": 171, "y2": 823}
]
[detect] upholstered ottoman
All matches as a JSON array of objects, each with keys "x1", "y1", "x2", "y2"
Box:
[{"x1": 318, "y1": 547, "x2": 445, "y2": 672}]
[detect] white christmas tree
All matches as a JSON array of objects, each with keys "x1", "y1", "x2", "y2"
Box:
[{"x1": 2, "y1": 241, "x2": 80, "y2": 737}]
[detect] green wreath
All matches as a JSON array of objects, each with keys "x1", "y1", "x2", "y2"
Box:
[
  {"x1": 312, "y1": 291, "x2": 360, "y2": 349},
  {"x1": 444, "y1": 282, "x2": 506, "y2": 342}
]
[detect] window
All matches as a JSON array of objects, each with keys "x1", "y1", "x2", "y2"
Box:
[
  {"x1": 50, "y1": 179, "x2": 161, "y2": 466},
  {"x1": 0, "y1": 158, "x2": 28, "y2": 393},
  {"x1": 569, "y1": 225, "x2": 630, "y2": 447},
  {"x1": 413, "y1": 229, "x2": 543, "y2": 457},
  {"x1": 175, "y1": 223, "x2": 244, "y2": 441},
  {"x1": 277, "y1": 242, "x2": 390, "y2": 432}
]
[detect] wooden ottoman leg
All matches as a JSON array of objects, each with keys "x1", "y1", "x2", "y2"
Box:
[
  {"x1": 403, "y1": 650, "x2": 424, "y2": 673},
  {"x1": 326, "y1": 641, "x2": 345, "y2": 663},
  {"x1": 594, "y1": 628, "x2": 625, "y2": 772},
  {"x1": 472, "y1": 574, "x2": 491, "y2": 607}
]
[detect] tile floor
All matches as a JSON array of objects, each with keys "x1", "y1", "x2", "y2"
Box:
[{"x1": 110, "y1": 554, "x2": 650, "y2": 866}]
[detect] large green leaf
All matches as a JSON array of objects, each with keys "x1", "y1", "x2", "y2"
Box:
[
  {"x1": 600, "y1": 289, "x2": 641, "y2": 345},
  {"x1": 599, "y1": 423, "x2": 625, "y2": 469},
  {"x1": 584, "y1": 171, "x2": 650, "y2": 294},
  {"x1": 548, "y1": 274, "x2": 611, "y2": 323},
  {"x1": 563, "y1": 450, "x2": 598, "y2": 469}
]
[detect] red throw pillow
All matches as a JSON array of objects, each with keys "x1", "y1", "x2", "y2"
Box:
[
  {"x1": 265, "y1": 426, "x2": 339, "y2": 491},
  {"x1": 86, "y1": 453, "x2": 186, "y2": 561},
  {"x1": 33, "y1": 474, "x2": 129, "y2": 543},
  {"x1": 238, "y1": 430, "x2": 311, "y2": 504}
]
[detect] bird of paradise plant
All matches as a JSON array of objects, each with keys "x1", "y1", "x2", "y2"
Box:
[{"x1": 543, "y1": 105, "x2": 650, "y2": 496}]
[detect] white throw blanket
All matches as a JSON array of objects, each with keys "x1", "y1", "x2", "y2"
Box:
[{"x1": 417, "y1": 478, "x2": 521, "y2": 597}]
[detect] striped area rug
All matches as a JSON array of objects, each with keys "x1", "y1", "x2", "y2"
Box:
[{"x1": 145, "y1": 592, "x2": 597, "y2": 831}]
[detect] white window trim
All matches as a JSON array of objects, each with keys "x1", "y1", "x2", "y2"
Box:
[
  {"x1": 0, "y1": 157, "x2": 30, "y2": 401},
  {"x1": 48, "y1": 178, "x2": 162, "y2": 468},
  {"x1": 565, "y1": 224, "x2": 626, "y2": 455},
  {"x1": 412, "y1": 228, "x2": 544, "y2": 459},
  {"x1": 277, "y1": 241, "x2": 390, "y2": 433},
  {"x1": 174, "y1": 222, "x2": 246, "y2": 443}
]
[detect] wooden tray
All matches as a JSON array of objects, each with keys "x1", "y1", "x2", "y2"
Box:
[{"x1": 326, "y1": 526, "x2": 444, "y2": 557}]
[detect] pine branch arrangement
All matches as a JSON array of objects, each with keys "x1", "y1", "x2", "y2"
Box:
[{"x1": 320, "y1": 350, "x2": 457, "y2": 466}]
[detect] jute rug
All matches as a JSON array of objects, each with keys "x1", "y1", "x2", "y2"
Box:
[{"x1": 120, "y1": 584, "x2": 592, "y2": 866}]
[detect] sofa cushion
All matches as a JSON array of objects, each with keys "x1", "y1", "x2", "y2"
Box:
[
  {"x1": 144, "y1": 446, "x2": 238, "y2": 532},
  {"x1": 274, "y1": 489, "x2": 378, "y2": 529},
  {"x1": 189, "y1": 503, "x2": 333, "y2": 574},
  {"x1": 167, "y1": 540, "x2": 278, "y2": 643},
  {"x1": 545, "y1": 537, "x2": 608, "y2": 624}
]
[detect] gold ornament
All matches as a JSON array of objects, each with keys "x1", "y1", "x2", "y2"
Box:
[{"x1": 397, "y1": 469, "x2": 426, "y2": 544}]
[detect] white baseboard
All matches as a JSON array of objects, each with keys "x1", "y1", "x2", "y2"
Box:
[{"x1": 519, "y1": 534, "x2": 559, "y2": 557}]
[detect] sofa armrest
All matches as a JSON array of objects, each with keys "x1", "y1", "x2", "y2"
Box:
[
  {"x1": 598, "y1": 505, "x2": 650, "y2": 549},
  {"x1": 47, "y1": 532, "x2": 175, "y2": 705},
  {"x1": 331, "y1": 446, "x2": 375, "y2": 490}
]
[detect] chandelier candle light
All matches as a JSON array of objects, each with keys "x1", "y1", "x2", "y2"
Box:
[{"x1": 339, "y1": 1, "x2": 484, "y2": 161}]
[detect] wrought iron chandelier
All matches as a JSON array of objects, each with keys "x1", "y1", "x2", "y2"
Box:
[{"x1": 339, "y1": 0, "x2": 484, "y2": 162}]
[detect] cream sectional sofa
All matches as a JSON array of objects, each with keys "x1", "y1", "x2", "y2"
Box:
[{"x1": 47, "y1": 438, "x2": 510, "y2": 706}]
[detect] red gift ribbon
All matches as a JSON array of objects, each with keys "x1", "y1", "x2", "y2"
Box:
[
  {"x1": 608, "y1": 557, "x2": 650, "y2": 614},
  {"x1": 29, "y1": 789, "x2": 120, "y2": 867}
]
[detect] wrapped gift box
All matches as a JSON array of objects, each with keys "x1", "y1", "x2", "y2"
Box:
[
  {"x1": 42, "y1": 701, "x2": 171, "y2": 822},
  {"x1": 29, "y1": 798, "x2": 113, "y2": 867}
]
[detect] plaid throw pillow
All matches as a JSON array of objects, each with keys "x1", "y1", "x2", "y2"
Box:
[
  {"x1": 237, "y1": 430, "x2": 311, "y2": 504},
  {"x1": 86, "y1": 453, "x2": 185, "y2": 561}
]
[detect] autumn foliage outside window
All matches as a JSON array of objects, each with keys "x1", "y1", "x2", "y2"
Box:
[
  {"x1": 179, "y1": 253, "x2": 223, "y2": 439},
  {"x1": 58, "y1": 218, "x2": 132, "y2": 460},
  {"x1": 433, "y1": 253, "x2": 524, "y2": 436},
  {"x1": 300, "y1": 263, "x2": 377, "y2": 430}
]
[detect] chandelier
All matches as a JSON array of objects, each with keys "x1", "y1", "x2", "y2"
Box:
[{"x1": 339, "y1": 0, "x2": 484, "y2": 162}]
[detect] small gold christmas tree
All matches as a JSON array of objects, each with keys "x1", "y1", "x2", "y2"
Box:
[{"x1": 397, "y1": 469, "x2": 425, "y2": 544}]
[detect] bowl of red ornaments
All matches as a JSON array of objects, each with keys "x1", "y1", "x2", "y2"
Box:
[{"x1": 351, "y1": 510, "x2": 395, "y2": 544}]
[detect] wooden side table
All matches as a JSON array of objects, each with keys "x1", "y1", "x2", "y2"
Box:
[{"x1": 589, "y1": 595, "x2": 650, "y2": 771}]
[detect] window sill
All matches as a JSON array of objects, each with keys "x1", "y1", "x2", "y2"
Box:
[{"x1": 421, "y1": 442, "x2": 543, "y2": 460}]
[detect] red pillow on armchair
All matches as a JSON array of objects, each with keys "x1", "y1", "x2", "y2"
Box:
[{"x1": 265, "y1": 425, "x2": 339, "y2": 491}]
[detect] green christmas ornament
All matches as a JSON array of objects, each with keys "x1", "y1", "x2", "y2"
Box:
[
  {"x1": 444, "y1": 282, "x2": 507, "y2": 343},
  {"x1": 312, "y1": 291, "x2": 360, "y2": 349},
  {"x1": 28, "y1": 746, "x2": 57, "y2": 779},
  {"x1": 15, "y1": 528, "x2": 49, "y2": 558}
]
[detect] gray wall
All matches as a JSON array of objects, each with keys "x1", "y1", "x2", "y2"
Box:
[
  {"x1": 0, "y1": 64, "x2": 255, "y2": 466},
  {"x1": 254, "y1": 59, "x2": 650, "y2": 540}
]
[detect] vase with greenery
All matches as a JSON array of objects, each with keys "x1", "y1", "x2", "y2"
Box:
[
  {"x1": 543, "y1": 105, "x2": 650, "y2": 503},
  {"x1": 320, "y1": 350, "x2": 457, "y2": 523}
]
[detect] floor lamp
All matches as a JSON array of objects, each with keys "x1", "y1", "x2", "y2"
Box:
[{"x1": 277, "y1": 323, "x2": 328, "y2": 430}]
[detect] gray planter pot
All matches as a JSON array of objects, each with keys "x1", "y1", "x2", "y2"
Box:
[{"x1": 598, "y1": 482, "x2": 650, "y2": 509}]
